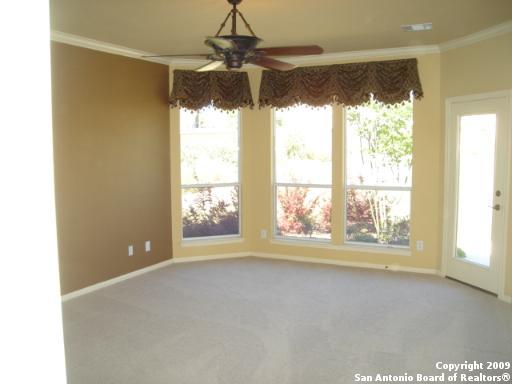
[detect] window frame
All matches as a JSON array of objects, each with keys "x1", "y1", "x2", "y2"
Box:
[
  {"x1": 272, "y1": 106, "x2": 333, "y2": 242},
  {"x1": 179, "y1": 108, "x2": 242, "y2": 242},
  {"x1": 342, "y1": 103, "x2": 413, "y2": 250}
]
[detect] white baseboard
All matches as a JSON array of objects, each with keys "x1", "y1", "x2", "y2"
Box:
[
  {"x1": 61, "y1": 259, "x2": 174, "y2": 302},
  {"x1": 172, "y1": 252, "x2": 251, "y2": 264},
  {"x1": 251, "y1": 252, "x2": 438, "y2": 275},
  {"x1": 498, "y1": 293, "x2": 512, "y2": 304},
  {"x1": 61, "y1": 251, "x2": 438, "y2": 300}
]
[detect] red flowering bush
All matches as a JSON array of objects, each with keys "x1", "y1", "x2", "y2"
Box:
[
  {"x1": 277, "y1": 187, "x2": 317, "y2": 236},
  {"x1": 277, "y1": 187, "x2": 331, "y2": 237}
]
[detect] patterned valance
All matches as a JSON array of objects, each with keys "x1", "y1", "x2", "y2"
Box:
[
  {"x1": 259, "y1": 58, "x2": 423, "y2": 108},
  {"x1": 169, "y1": 70, "x2": 254, "y2": 111}
]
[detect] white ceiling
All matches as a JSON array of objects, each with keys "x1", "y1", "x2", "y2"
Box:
[{"x1": 50, "y1": 0, "x2": 512, "y2": 55}]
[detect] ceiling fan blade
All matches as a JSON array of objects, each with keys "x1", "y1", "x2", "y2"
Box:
[
  {"x1": 195, "y1": 60, "x2": 225, "y2": 72},
  {"x1": 205, "y1": 36, "x2": 236, "y2": 50},
  {"x1": 250, "y1": 56, "x2": 296, "y2": 71},
  {"x1": 142, "y1": 53, "x2": 209, "y2": 58},
  {"x1": 255, "y1": 45, "x2": 324, "y2": 56}
]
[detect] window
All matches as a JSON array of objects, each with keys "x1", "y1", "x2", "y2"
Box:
[
  {"x1": 180, "y1": 107, "x2": 240, "y2": 239},
  {"x1": 345, "y1": 99, "x2": 413, "y2": 247},
  {"x1": 274, "y1": 106, "x2": 332, "y2": 239}
]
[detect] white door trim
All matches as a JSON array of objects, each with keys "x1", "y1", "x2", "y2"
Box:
[{"x1": 442, "y1": 90, "x2": 512, "y2": 300}]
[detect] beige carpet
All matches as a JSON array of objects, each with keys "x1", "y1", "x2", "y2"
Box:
[{"x1": 62, "y1": 257, "x2": 512, "y2": 384}]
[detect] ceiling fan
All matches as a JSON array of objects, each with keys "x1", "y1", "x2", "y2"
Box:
[{"x1": 144, "y1": 0, "x2": 324, "y2": 71}]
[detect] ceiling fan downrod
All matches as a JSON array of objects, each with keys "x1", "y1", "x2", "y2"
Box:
[{"x1": 215, "y1": 0, "x2": 257, "y2": 37}]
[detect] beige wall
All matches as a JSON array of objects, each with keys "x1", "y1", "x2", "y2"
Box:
[
  {"x1": 441, "y1": 33, "x2": 512, "y2": 97},
  {"x1": 51, "y1": 42, "x2": 172, "y2": 294},
  {"x1": 171, "y1": 54, "x2": 444, "y2": 273},
  {"x1": 441, "y1": 32, "x2": 512, "y2": 295}
]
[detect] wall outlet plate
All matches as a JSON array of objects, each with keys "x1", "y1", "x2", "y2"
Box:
[
  {"x1": 145, "y1": 241, "x2": 151, "y2": 252},
  {"x1": 416, "y1": 240, "x2": 424, "y2": 251},
  {"x1": 260, "y1": 229, "x2": 267, "y2": 239},
  {"x1": 128, "y1": 245, "x2": 134, "y2": 256}
]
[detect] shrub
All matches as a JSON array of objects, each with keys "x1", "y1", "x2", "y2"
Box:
[
  {"x1": 277, "y1": 187, "x2": 318, "y2": 237},
  {"x1": 182, "y1": 187, "x2": 239, "y2": 237}
]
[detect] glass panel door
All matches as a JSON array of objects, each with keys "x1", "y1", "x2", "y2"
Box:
[
  {"x1": 444, "y1": 92, "x2": 510, "y2": 295},
  {"x1": 455, "y1": 114, "x2": 496, "y2": 267}
]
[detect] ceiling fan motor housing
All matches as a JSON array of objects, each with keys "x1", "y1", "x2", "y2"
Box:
[
  {"x1": 225, "y1": 53, "x2": 244, "y2": 68},
  {"x1": 218, "y1": 35, "x2": 261, "y2": 68}
]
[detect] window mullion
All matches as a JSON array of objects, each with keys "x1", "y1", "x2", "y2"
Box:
[
  {"x1": 276, "y1": 182, "x2": 332, "y2": 189},
  {"x1": 347, "y1": 185, "x2": 411, "y2": 191},
  {"x1": 182, "y1": 182, "x2": 239, "y2": 189}
]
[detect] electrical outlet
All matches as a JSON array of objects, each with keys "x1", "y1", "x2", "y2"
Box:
[
  {"x1": 128, "y1": 245, "x2": 134, "y2": 256},
  {"x1": 260, "y1": 229, "x2": 267, "y2": 239},
  {"x1": 145, "y1": 240, "x2": 151, "y2": 252},
  {"x1": 416, "y1": 240, "x2": 424, "y2": 252}
]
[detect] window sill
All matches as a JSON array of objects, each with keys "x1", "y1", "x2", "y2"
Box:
[
  {"x1": 181, "y1": 236, "x2": 244, "y2": 247},
  {"x1": 270, "y1": 238, "x2": 411, "y2": 256}
]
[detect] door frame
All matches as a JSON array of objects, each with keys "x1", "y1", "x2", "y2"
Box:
[{"x1": 441, "y1": 90, "x2": 512, "y2": 301}]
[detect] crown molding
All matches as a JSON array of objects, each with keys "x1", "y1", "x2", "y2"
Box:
[
  {"x1": 51, "y1": 20, "x2": 512, "y2": 69},
  {"x1": 439, "y1": 20, "x2": 512, "y2": 52},
  {"x1": 50, "y1": 30, "x2": 172, "y2": 66},
  {"x1": 286, "y1": 44, "x2": 440, "y2": 65}
]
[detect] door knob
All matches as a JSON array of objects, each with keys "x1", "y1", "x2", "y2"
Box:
[{"x1": 489, "y1": 204, "x2": 501, "y2": 211}]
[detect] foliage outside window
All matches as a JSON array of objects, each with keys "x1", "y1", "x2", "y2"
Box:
[
  {"x1": 345, "y1": 99, "x2": 413, "y2": 246},
  {"x1": 180, "y1": 107, "x2": 240, "y2": 238},
  {"x1": 274, "y1": 106, "x2": 332, "y2": 239}
]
